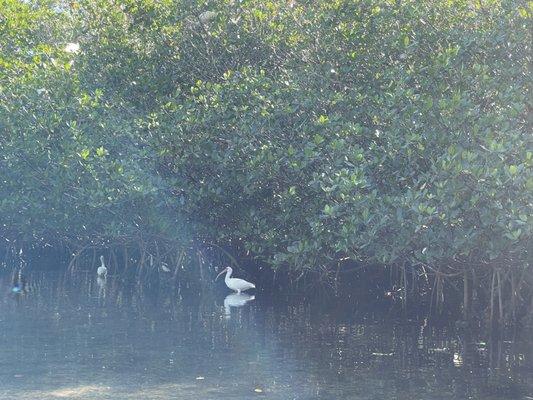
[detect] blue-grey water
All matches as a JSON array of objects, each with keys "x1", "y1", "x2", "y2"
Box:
[{"x1": 0, "y1": 269, "x2": 531, "y2": 400}]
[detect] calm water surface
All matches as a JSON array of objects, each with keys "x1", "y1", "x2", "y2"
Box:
[{"x1": 0, "y1": 269, "x2": 531, "y2": 400}]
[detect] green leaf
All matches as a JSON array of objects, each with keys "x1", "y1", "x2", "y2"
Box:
[
  {"x1": 96, "y1": 146, "x2": 107, "y2": 157},
  {"x1": 324, "y1": 204, "x2": 334, "y2": 215},
  {"x1": 79, "y1": 149, "x2": 90, "y2": 160},
  {"x1": 316, "y1": 115, "x2": 329, "y2": 125},
  {"x1": 313, "y1": 134, "x2": 324, "y2": 145},
  {"x1": 505, "y1": 229, "x2": 522, "y2": 241}
]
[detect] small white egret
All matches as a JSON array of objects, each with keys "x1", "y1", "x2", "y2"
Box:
[
  {"x1": 215, "y1": 267, "x2": 255, "y2": 294},
  {"x1": 97, "y1": 255, "x2": 107, "y2": 277}
]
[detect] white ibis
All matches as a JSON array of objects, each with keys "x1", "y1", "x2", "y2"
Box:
[
  {"x1": 97, "y1": 255, "x2": 107, "y2": 277},
  {"x1": 215, "y1": 267, "x2": 255, "y2": 294}
]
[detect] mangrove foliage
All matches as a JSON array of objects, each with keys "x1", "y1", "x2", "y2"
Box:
[{"x1": 1, "y1": 0, "x2": 532, "y2": 321}]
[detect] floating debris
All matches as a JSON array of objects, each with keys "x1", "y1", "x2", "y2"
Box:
[
  {"x1": 195, "y1": 376, "x2": 205, "y2": 380},
  {"x1": 453, "y1": 353, "x2": 463, "y2": 367},
  {"x1": 372, "y1": 352, "x2": 394, "y2": 356},
  {"x1": 254, "y1": 388, "x2": 264, "y2": 393},
  {"x1": 429, "y1": 348, "x2": 448, "y2": 353}
]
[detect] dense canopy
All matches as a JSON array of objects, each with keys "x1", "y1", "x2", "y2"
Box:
[{"x1": 1, "y1": 0, "x2": 531, "y2": 282}]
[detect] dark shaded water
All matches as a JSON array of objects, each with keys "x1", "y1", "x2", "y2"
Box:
[{"x1": 0, "y1": 268, "x2": 532, "y2": 400}]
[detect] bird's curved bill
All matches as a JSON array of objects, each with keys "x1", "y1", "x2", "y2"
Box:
[{"x1": 215, "y1": 268, "x2": 227, "y2": 281}]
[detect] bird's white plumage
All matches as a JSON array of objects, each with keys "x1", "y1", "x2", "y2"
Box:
[
  {"x1": 216, "y1": 267, "x2": 255, "y2": 294},
  {"x1": 97, "y1": 255, "x2": 107, "y2": 277},
  {"x1": 226, "y1": 278, "x2": 255, "y2": 292}
]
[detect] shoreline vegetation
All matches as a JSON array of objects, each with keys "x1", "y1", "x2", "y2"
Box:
[{"x1": 1, "y1": 0, "x2": 531, "y2": 327}]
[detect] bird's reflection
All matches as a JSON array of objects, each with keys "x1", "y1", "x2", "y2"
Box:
[
  {"x1": 97, "y1": 276, "x2": 106, "y2": 300},
  {"x1": 11, "y1": 269, "x2": 30, "y2": 296},
  {"x1": 223, "y1": 293, "x2": 255, "y2": 318}
]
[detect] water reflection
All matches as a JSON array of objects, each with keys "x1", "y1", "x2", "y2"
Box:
[
  {"x1": 223, "y1": 293, "x2": 255, "y2": 318},
  {"x1": 96, "y1": 276, "x2": 106, "y2": 300},
  {"x1": 10, "y1": 269, "x2": 28, "y2": 295},
  {"x1": 0, "y1": 269, "x2": 531, "y2": 400}
]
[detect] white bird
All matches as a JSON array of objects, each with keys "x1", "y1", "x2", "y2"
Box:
[
  {"x1": 215, "y1": 267, "x2": 255, "y2": 294},
  {"x1": 97, "y1": 255, "x2": 107, "y2": 277}
]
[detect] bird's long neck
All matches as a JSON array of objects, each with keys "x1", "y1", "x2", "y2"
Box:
[
  {"x1": 225, "y1": 268, "x2": 233, "y2": 283},
  {"x1": 100, "y1": 257, "x2": 105, "y2": 268}
]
